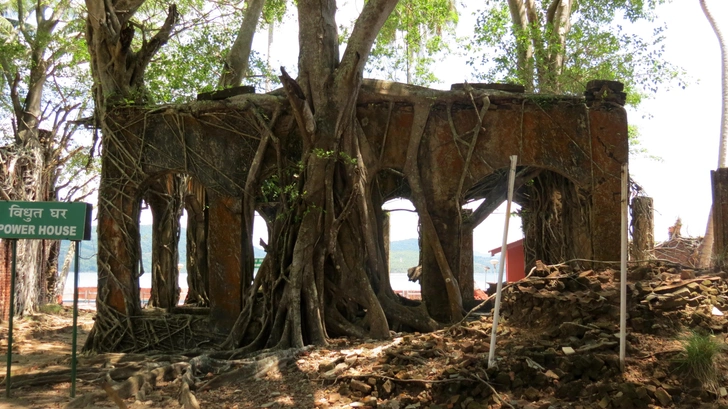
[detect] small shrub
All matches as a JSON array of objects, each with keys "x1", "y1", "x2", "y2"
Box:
[
  {"x1": 674, "y1": 331, "x2": 724, "y2": 390},
  {"x1": 39, "y1": 303, "x2": 65, "y2": 315}
]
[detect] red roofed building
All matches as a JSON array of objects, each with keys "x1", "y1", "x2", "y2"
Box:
[{"x1": 489, "y1": 238, "x2": 526, "y2": 283}]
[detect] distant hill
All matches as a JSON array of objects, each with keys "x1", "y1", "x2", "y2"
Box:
[
  {"x1": 59, "y1": 224, "x2": 174, "y2": 273},
  {"x1": 59, "y1": 231, "x2": 494, "y2": 274},
  {"x1": 388, "y1": 238, "x2": 498, "y2": 274}
]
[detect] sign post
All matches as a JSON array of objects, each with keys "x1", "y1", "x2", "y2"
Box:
[
  {"x1": 5, "y1": 239, "x2": 16, "y2": 398},
  {"x1": 0, "y1": 201, "x2": 92, "y2": 397}
]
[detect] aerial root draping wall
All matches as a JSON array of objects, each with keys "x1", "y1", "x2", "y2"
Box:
[{"x1": 88, "y1": 79, "x2": 628, "y2": 350}]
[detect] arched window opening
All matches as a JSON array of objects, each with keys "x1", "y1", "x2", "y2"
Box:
[{"x1": 382, "y1": 198, "x2": 421, "y2": 300}]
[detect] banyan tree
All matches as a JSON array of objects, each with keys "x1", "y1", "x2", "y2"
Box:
[{"x1": 83, "y1": 0, "x2": 628, "y2": 352}]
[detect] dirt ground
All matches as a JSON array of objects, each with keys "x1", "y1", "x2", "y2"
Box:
[
  {"x1": 2, "y1": 264, "x2": 728, "y2": 409},
  {"x1": 0, "y1": 306, "x2": 95, "y2": 408}
]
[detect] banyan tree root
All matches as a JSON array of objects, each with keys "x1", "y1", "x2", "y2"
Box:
[{"x1": 64, "y1": 347, "x2": 308, "y2": 409}]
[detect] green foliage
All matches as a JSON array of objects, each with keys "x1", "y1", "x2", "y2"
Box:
[
  {"x1": 467, "y1": 0, "x2": 684, "y2": 102},
  {"x1": 134, "y1": 0, "x2": 282, "y2": 103},
  {"x1": 313, "y1": 148, "x2": 334, "y2": 159},
  {"x1": 262, "y1": 0, "x2": 288, "y2": 25},
  {"x1": 0, "y1": 0, "x2": 96, "y2": 203},
  {"x1": 338, "y1": 151, "x2": 358, "y2": 166},
  {"x1": 39, "y1": 303, "x2": 65, "y2": 314},
  {"x1": 312, "y1": 148, "x2": 358, "y2": 165},
  {"x1": 365, "y1": 0, "x2": 458, "y2": 85},
  {"x1": 261, "y1": 171, "x2": 300, "y2": 205},
  {"x1": 0, "y1": 1, "x2": 92, "y2": 124},
  {"x1": 674, "y1": 331, "x2": 724, "y2": 389}
]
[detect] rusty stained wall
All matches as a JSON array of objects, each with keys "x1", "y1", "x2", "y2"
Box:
[
  {"x1": 355, "y1": 80, "x2": 627, "y2": 319},
  {"x1": 98, "y1": 101, "x2": 269, "y2": 325},
  {"x1": 99, "y1": 80, "x2": 628, "y2": 331},
  {"x1": 712, "y1": 168, "x2": 728, "y2": 265}
]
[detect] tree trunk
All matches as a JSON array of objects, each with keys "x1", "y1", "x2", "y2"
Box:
[
  {"x1": 520, "y1": 171, "x2": 591, "y2": 270},
  {"x1": 629, "y1": 196, "x2": 654, "y2": 263},
  {"x1": 0, "y1": 147, "x2": 53, "y2": 314},
  {"x1": 543, "y1": 0, "x2": 573, "y2": 92},
  {"x1": 0, "y1": 6, "x2": 62, "y2": 314},
  {"x1": 44, "y1": 240, "x2": 60, "y2": 304},
  {"x1": 84, "y1": 1, "x2": 178, "y2": 351},
  {"x1": 184, "y1": 178, "x2": 209, "y2": 306},
  {"x1": 507, "y1": 0, "x2": 535, "y2": 91},
  {"x1": 697, "y1": 0, "x2": 728, "y2": 268},
  {"x1": 55, "y1": 243, "x2": 76, "y2": 303},
  {"x1": 218, "y1": 0, "x2": 266, "y2": 88},
  {"x1": 220, "y1": 0, "x2": 456, "y2": 351},
  {"x1": 507, "y1": 0, "x2": 574, "y2": 93},
  {"x1": 146, "y1": 174, "x2": 184, "y2": 309},
  {"x1": 14, "y1": 239, "x2": 45, "y2": 314}
]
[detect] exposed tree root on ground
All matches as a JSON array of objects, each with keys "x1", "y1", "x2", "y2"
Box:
[{"x1": 63, "y1": 347, "x2": 308, "y2": 409}]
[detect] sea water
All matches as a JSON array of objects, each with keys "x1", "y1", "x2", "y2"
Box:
[{"x1": 63, "y1": 271, "x2": 504, "y2": 297}]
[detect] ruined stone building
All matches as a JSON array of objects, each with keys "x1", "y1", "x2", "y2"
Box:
[{"x1": 1, "y1": 80, "x2": 630, "y2": 349}]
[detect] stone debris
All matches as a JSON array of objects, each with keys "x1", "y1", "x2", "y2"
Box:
[
  {"x1": 264, "y1": 262, "x2": 728, "y2": 409},
  {"x1": 654, "y1": 387, "x2": 673, "y2": 407}
]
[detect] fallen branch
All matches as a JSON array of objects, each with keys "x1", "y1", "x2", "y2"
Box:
[
  {"x1": 470, "y1": 373, "x2": 514, "y2": 409},
  {"x1": 341, "y1": 373, "x2": 472, "y2": 385}
]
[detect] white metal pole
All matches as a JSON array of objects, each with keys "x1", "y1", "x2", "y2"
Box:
[
  {"x1": 619, "y1": 163, "x2": 629, "y2": 371},
  {"x1": 488, "y1": 155, "x2": 518, "y2": 368}
]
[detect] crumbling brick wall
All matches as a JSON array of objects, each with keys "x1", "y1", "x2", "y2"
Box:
[{"x1": 94, "y1": 79, "x2": 628, "y2": 339}]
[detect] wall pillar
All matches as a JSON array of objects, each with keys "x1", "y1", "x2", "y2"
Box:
[
  {"x1": 586, "y1": 80, "x2": 629, "y2": 264},
  {"x1": 96, "y1": 179, "x2": 142, "y2": 317},
  {"x1": 383, "y1": 212, "x2": 390, "y2": 271},
  {"x1": 207, "y1": 191, "x2": 243, "y2": 332},
  {"x1": 459, "y1": 209, "x2": 475, "y2": 308},
  {"x1": 712, "y1": 169, "x2": 728, "y2": 268},
  {"x1": 420, "y1": 204, "x2": 461, "y2": 322}
]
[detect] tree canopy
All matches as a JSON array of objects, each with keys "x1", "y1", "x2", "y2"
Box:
[
  {"x1": 365, "y1": 0, "x2": 458, "y2": 85},
  {"x1": 467, "y1": 0, "x2": 682, "y2": 105},
  {"x1": 0, "y1": 0, "x2": 96, "y2": 314},
  {"x1": 0, "y1": 0, "x2": 686, "y2": 328}
]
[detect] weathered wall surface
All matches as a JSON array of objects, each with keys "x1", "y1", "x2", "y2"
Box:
[
  {"x1": 712, "y1": 169, "x2": 728, "y2": 267},
  {"x1": 94, "y1": 79, "x2": 628, "y2": 338}
]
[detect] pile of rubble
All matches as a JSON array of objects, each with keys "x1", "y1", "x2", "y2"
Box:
[
  {"x1": 629, "y1": 265, "x2": 728, "y2": 334},
  {"x1": 501, "y1": 262, "x2": 728, "y2": 335},
  {"x1": 301, "y1": 261, "x2": 728, "y2": 409},
  {"x1": 500, "y1": 265, "x2": 619, "y2": 329}
]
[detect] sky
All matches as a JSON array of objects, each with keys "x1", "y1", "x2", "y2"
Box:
[
  {"x1": 628, "y1": 0, "x2": 727, "y2": 241},
  {"x1": 148, "y1": 0, "x2": 728, "y2": 258}
]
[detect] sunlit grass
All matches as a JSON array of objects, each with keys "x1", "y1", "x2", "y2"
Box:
[{"x1": 674, "y1": 331, "x2": 724, "y2": 390}]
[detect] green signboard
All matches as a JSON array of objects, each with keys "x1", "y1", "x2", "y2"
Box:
[
  {"x1": 0, "y1": 201, "x2": 92, "y2": 241},
  {"x1": 254, "y1": 258, "x2": 264, "y2": 268}
]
